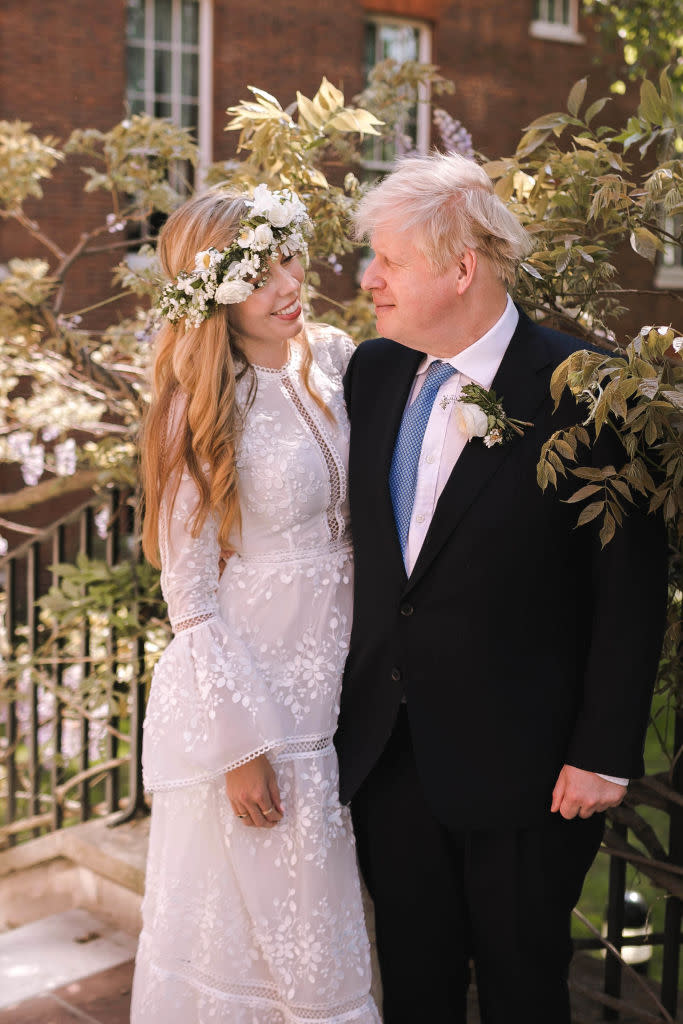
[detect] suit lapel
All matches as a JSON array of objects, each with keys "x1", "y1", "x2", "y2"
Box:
[
  {"x1": 357, "y1": 343, "x2": 423, "y2": 577},
  {"x1": 405, "y1": 314, "x2": 554, "y2": 593}
]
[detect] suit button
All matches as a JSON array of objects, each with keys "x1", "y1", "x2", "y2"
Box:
[
  {"x1": 391, "y1": 667, "x2": 402, "y2": 682},
  {"x1": 400, "y1": 603, "x2": 414, "y2": 617}
]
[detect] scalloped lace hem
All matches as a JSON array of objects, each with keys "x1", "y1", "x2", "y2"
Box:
[
  {"x1": 142, "y1": 957, "x2": 379, "y2": 1023},
  {"x1": 143, "y1": 734, "x2": 335, "y2": 792}
]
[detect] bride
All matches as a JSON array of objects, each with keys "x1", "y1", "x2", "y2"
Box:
[{"x1": 131, "y1": 184, "x2": 379, "y2": 1023}]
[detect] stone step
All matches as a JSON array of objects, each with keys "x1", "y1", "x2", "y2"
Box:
[
  {"x1": 0, "y1": 908, "x2": 137, "y2": 1011},
  {"x1": 0, "y1": 813, "x2": 149, "y2": 937}
]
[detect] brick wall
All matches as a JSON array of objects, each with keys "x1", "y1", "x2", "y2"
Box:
[{"x1": 0, "y1": 0, "x2": 678, "y2": 342}]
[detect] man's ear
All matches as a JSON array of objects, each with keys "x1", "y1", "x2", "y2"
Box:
[{"x1": 454, "y1": 248, "x2": 477, "y2": 295}]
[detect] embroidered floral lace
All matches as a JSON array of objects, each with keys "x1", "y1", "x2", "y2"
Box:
[{"x1": 132, "y1": 325, "x2": 378, "y2": 1023}]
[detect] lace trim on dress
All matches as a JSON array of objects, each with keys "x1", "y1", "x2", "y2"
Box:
[
  {"x1": 280, "y1": 374, "x2": 346, "y2": 543},
  {"x1": 235, "y1": 539, "x2": 352, "y2": 566},
  {"x1": 144, "y1": 735, "x2": 335, "y2": 792},
  {"x1": 147, "y1": 957, "x2": 378, "y2": 1023},
  {"x1": 274, "y1": 734, "x2": 334, "y2": 761},
  {"x1": 173, "y1": 611, "x2": 216, "y2": 633}
]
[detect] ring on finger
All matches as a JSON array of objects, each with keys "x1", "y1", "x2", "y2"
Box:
[
  {"x1": 261, "y1": 806, "x2": 275, "y2": 816},
  {"x1": 236, "y1": 813, "x2": 248, "y2": 819}
]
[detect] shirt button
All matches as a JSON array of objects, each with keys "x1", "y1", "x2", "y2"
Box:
[
  {"x1": 415, "y1": 513, "x2": 425, "y2": 524},
  {"x1": 400, "y1": 603, "x2": 414, "y2": 617},
  {"x1": 391, "y1": 667, "x2": 402, "y2": 682},
  {"x1": 425, "y1": 455, "x2": 435, "y2": 464}
]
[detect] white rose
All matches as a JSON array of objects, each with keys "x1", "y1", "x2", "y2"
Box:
[
  {"x1": 253, "y1": 223, "x2": 274, "y2": 248},
  {"x1": 237, "y1": 227, "x2": 255, "y2": 248},
  {"x1": 214, "y1": 279, "x2": 254, "y2": 304},
  {"x1": 453, "y1": 401, "x2": 489, "y2": 440},
  {"x1": 268, "y1": 202, "x2": 294, "y2": 228},
  {"x1": 249, "y1": 183, "x2": 275, "y2": 218}
]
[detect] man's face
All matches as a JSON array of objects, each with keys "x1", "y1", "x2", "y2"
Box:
[{"x1": 360, "y1": 225, "x2": 462, "y2": 352}]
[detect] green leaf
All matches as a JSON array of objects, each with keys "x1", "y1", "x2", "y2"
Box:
[
  {"x1": 565, "y1": 483, "x2": 603, "y2": 503},
  {"x1": 599, "y1": 511, "x2": 616, "y2": 547},
  {"x1": 611, "y1": 478, "x2": 634, "y2": 503},
  {"x1": 584, "y1": 97, "x2": 610, "y2": 125},
  {"x1": 567, "y1": 79, "x2": 588, "y2": 118},
  {"x1": 573, "y1": 465, "x2": 616, "y2": 481},
  {"x1": 576, "y1": 501, "x2": 605, "y2": 526},
  {"x1": 639, "y1": 79, "x2": 664, "y2": 125},
  {"x1": 554, "y1": 439, "x2": 577, "y2": 460},
  {"x1": 296, "y1": 92, "x2": 323, "y2": 129},
  {"x1": 521, "y1": 261, "x2": 543, "y2": 280},
  {"x1": 630, "y1": 227, "x2": 663, "y2": 262}
]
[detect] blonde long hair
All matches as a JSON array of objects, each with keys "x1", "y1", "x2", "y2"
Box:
[{"x1": 141, "y1": 188, "x2": 326, "y2": 567}]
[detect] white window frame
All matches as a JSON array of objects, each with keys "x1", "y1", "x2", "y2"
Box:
[
  {"x1": 655, "y1": 215, "x2": 683, "y2": 289},
  {"x1": 530, "y1": 0, "x2": 585, "y2": 44},
  {"x1": 126, "y1": 0, "x2": 213, "y2": 183},
  {"x1": 363, "y1": 15, "x2": 432, "y2": 173}
]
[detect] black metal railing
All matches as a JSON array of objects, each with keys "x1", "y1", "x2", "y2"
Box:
[{"x1": 0, "y1": 492, "x2": 147, "y2": 848}]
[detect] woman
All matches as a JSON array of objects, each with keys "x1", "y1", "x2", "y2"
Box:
[{"x1": 131, "y1": 185, "x2": 379, "y2": 1023}]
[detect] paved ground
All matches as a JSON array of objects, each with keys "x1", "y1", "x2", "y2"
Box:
[{"x1": 1, "y1": 954, "x2": 679, "y2": 1023}]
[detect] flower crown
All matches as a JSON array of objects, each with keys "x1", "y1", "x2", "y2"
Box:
[{"x1": 158, "y1": 185, "x2": 312, "y2": 327}]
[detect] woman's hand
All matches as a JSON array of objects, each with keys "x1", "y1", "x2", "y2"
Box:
[{"x1": 225, "y1": 754, "x2": 283, "y2": 828}]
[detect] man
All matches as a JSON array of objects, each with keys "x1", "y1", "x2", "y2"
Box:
[{"x1": 334, "y1": 152, "x2": 667, "y2": 1024}]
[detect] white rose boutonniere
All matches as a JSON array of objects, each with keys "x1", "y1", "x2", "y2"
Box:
[
  {"x1": 453, "y1": 401, "x2": 489, "y2": 440},
  {"x1": 443, "y1": 382, "x2": 533, "y2": 447}
]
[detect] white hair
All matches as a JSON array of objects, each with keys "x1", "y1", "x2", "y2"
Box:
[{"x1": 354, "y1": 151, "x2": 533, "y2": 287}]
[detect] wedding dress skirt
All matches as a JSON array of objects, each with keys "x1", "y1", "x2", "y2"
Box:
[{"x1": 131, "y1": 327, "x2": 379, "y2": 1023}]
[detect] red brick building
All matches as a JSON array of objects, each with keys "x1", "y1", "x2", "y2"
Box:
[{"x1": 1, "y1": 0, "x2": 679, "y2": 341}]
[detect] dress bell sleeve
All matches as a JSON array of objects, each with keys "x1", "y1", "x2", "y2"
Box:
[{"x1": 142, "y1": 468, "x2": 287, "y2": 792}]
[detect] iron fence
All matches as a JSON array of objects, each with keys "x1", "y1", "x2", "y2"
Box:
[{"x1": 0, "y1": 491, "x2": 146, "y2": 847}]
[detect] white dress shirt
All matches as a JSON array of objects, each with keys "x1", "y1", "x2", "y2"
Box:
[{"x1": 398, "y1": 294, "x2": 627, "y2": 788}]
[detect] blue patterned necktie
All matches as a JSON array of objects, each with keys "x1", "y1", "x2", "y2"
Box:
[{"x1": 389, "y1": 360, "x2": 458, "y2": 555}]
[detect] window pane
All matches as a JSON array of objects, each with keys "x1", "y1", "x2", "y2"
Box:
[
  {"x1": 365, "y1": 21, "x2": 377, "y2": 73},
  {"x1": 155, "y1": 100, "x2": 172, "y2": 118},
  {"x1": 562, "y1": 0, "x2": 570, "y2": 24},
  {"x1": 182, "y1": 0, "x2": 199, "y2": 45},
  {"x1": 380, "y1": 25, "x2": 419, "y2": 63},
  {"x1": 129, "y1": 97, "x2": 146, "y2": 116},
  {"x1": 547, "y1": 0, "x2": 555, "y2": 22},
  {"x1": 533, "y1": 0, "x2": 541, "y2": 19},
  {"x1": 181, "y1": 52, "x2": 198, "y2": 97},
  {"x1": 155, "y1": 49, "x2": 173, "y2": 95},
  {"x1": 154, "y1": 0, "x2": 172, "y2": 41},
  {"x1": 126, "y1": 45, "x2": 146, "y2": 94},
  {"x1": 181, "y1": 103, "x2": 198, "y2": 129},
  {"x1": 126, "y1": 0, "x2": 145, "y2": 39}
]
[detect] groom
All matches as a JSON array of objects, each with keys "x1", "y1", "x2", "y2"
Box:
[{"x1": 335, "y1": 152, "x2": 668, "y2": 1024}]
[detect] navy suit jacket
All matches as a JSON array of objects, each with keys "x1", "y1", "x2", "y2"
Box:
[{"x1": 334, "y1": 310, "x2": 668, "y2": 829}]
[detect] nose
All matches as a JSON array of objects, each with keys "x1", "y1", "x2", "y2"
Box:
[
  {"x1": 272, "y1": 260, "x2": 301, "y2": 292},
  {"x1": 360, "y1": 255, "x2": 383, "y2": 292}
]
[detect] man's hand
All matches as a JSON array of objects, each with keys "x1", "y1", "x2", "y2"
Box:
[
  {"x1": 225, "y1": 754, "x2": 283, "y2": 828},
  {"x1": 551, "y1": 764, "x2": 626, "y2": 820}
]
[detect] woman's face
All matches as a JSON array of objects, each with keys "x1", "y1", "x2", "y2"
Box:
[{"x1": 229, "y1": 251, "x2": 305, "y2": 367}]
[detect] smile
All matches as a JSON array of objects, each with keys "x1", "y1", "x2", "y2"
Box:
[{"x1": 272, "y1": 299, "x2": 301, "y2": 318}]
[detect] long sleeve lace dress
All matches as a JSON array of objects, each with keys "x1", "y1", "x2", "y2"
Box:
[{"x1": 131, "y1": 325, "x2": 379, "y2": 1023}]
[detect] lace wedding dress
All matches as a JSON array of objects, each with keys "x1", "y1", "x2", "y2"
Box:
[{"x1": 131, "y1": 325, "x2": 379, "y2": 1023}]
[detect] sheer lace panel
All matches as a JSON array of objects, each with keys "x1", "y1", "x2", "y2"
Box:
[
  {"x1": 275, "y1": 734, "x2": 334, "y2": 761},
  {"x1": 281, "y1": 374, "x2": 344, "y2": 542},
  {"x1": 174, "y1": 611, "x2": 216, "y2": 633}
]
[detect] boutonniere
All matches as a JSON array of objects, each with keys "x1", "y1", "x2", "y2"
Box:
[{"x1": 440, "y1": 383, "x2": 533, "y2": 447}]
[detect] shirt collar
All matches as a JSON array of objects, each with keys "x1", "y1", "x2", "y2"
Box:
[{"x1": 417, "y1": 294, "x2": 519, "y2": 389}]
